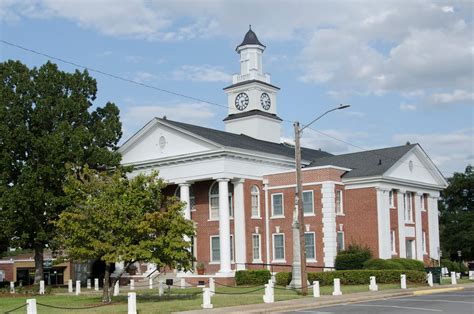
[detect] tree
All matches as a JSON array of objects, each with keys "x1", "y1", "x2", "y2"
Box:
[
  {"x1": 439, "y1": 165, "x2": 474, "y2": 261},
  {"x1": 55, "y1": 166, "x2": 195, "y2": 302},
  {"x1": 0, "y1": 60, "x2": 122, "y2": 284}
]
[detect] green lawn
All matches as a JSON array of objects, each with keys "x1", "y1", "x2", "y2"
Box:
[{"x1": 0, "y1": 282, "x2": 430, "y2": 314}]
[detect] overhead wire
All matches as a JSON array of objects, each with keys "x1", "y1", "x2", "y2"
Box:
[{"x1": 1, "y1": 39, "x2": 453, "y2": 177}]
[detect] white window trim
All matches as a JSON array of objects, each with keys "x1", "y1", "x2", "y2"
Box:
[
  {"x1": 337, "y1": 231, "x2": 345, "y2": 252},
  {"x1": 209, "y1": 234, "x2": 235, "y2": 264},
  {"x1": 250, "y1": 185, "x2": 261, "y2": 219},
  {"x1": 252, "y1": 233, "x2": 262, "y2": 263},
  {"x1": 404, "y1": 192, "x2": 414, "y2": 224},
  {"x1": 391, "y1": 230, "x2": 397, "y2": 254},
  {"x1": 389, "y1": 190, "x2": 395, "y2": 208},
  {"x1": 336, "y1": 190, "x2": 344, "y2": 216},
  {"x1": 271, "y1": 193, "x2": 285, "y2": 218},
  {"x1": 272, "y1": 233, "x2": 286, "y2": 262},
  {"x1": 422, "y1": 231, "x2": 428, "y2": 255},
  {"x1": 304, "y1": 231, "x2": 317, "y2": 262},
  {"x1": 420, "y1": 194, "x2": 427, "y2": 212},
  {"x1": 208, "y1": 182, "x2": 233, "y2": 221},
  {"x1": 302, "y1": 190, "x2": 315, "y2": 216}
]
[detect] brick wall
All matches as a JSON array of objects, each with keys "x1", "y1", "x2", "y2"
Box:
[{"x1": 0, "y1": 262, "x2": 14, "y2": 281}]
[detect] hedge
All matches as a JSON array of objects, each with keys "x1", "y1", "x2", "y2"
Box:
[
  {"x1": 335, "y1": 245, "x2": 372, "y2": 270},
  {"x1": 441, "y1": 259, "x2": 468, "y2": 273},
  {"x1": 363, "y1": 259, "x2": 403, "y2": 270},
  {"x1": 390, "y1": 258, "x2": 425, "y2": 271},
  {"x1": 235, "y1": 270, "x2": 271, "y2": 285},
  {"x1": 275, "y1": 270, "x2": 426, "y2": 286}
]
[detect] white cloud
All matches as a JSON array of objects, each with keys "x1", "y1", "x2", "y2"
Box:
[
  {"x1": 300, "y1": 128, "x2": 369, "y2": 154},
  {"x1": 132, "y1": 71, "x2": 156, "y2": 83},
  {"x1": 172, "y1": 65, "x2": 231, "y2": 83},
  {"x1": 392, "y1": 129, "x2": 474, "y2": 175},
  {"x1": 125, "y1": 56, "x2": 143, "y2": 64},
  {"x1": 430, "y1": 89, "x2": 474, "y2": 104},
  {"x1": 400, "y1": 103, "x2": 417, "y2": 111}
]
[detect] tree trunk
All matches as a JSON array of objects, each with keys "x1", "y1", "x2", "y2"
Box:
[
  {"x1": 102, "y1": 263, "x2": 111, "y2": 303},
  {"x1": 34, "y1": 244, "x2": 44, "y2": 284}
]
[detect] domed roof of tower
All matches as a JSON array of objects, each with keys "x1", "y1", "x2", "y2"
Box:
[{"x1": 236, "y1": 25, "x2": 265, "y2": 50}]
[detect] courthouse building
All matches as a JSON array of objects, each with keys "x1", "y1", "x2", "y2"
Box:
[{"x1": 118, "y1": 28, "x2": 447, "y2": 279}]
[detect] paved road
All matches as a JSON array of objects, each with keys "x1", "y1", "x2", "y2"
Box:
[{"x1": 286, "y1": 288, "x2": 474, "y2": 314}]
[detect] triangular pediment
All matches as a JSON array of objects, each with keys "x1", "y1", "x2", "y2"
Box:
[
  {"x1": 383, "y1": 145, "x2": 447, "y2": 187},
  {"x1": 119, "y1": 118, "x2": 221, "y2": 165}
]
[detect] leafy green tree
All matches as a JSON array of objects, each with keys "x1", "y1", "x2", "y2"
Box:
[
  {"x1": 439, "y1": 165, "x2": 474, "y2": 261},
  {"x1": 56, "y1": 166, "x2": 195, "y2": 302},
  {"x1": 0, "y1": 60, "x2": 122, "y2": 283}
]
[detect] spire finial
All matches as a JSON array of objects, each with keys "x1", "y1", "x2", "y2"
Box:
[{"x1": 249, "y1": 24, "x2": 252, "y2": 30}]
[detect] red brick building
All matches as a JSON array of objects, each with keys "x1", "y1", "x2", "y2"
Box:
[{"x1": 117, "y1": 29, "x2": 447, "y2": 281}]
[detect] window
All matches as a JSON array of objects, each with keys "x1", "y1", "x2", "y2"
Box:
[
  {"x1": 271, "y1": 194, "x2": 284, "y2": 217},
  {"x1": 391, "y1": 230, "x2": 397, "y2": 254},
  {"x1": 209, "y1": 182, "x2": 233, "y2": 220},
  {"x1": 303, "y1": 190, "x2": 314, "y2": 215},
  {"x1": 389, "y1": 190, "x2": 394, "y2": 208},
  {"x1": 305, "y1": 232, "x2": 316, "y2": 260},
  {"x1": 337, "y1": 232, "x2": 345, "y2": 252},
  {"x1": 422, "y1": 231, "x2": 427, "y2": 254},
  {"x1": 336, "y1": 190, "x2": 343, "y2": 215},
  {"x1": 175, "y1": 186, "x2": 196, "y2": 211},
  {"x1": 421, "y1": 194, "x2": 426, "y2": 211},
  {"x1": 252, "y1": 234, "x2": 261, "y2": 261},
  {"x1": 406, "y1": 239, "x2": 414, "y2": 259},
  {"x1": 273, "y1": 234, "x2": 285, "y2": 261},
  {"x1": 210, "y1": 235, "x2": 234, "y2": 262},
  {"x1": 404, "y1": 192, "x2": 413, "y2": 222},
  {"x1": 251, "y1": 185, "x2": 260, "y2": 218}
]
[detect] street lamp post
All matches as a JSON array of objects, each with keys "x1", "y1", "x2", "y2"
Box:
[{"x1": 291, "y1": 104, "x2": 350, "y2": 295}]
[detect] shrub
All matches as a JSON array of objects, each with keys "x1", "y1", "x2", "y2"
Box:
[
  {"x1": 235, "y1": 270, "x2": 271, "y2": 286},
  {"x1": 306, "y1": 270, "x2": 426, "y2": 286},
  {"x1": 363, "y1": 259, "x2": 403, "y2": 270},
  {"x1": 390, "y1": 258, "x2": 425, "y2": 271},
  {"x1": 335, "y1": 244, "x2": 372, "y2": 270},
  {"x1": 275, "y1": 272, "x2": 292, "y2": 286},
  {"x1": 441, "y1": 259, "x2": 467, "y2": 273}
]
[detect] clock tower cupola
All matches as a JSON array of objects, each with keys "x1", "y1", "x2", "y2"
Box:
[{"x1": 223, "y1": 26, "x2": 282, "y2": 143}]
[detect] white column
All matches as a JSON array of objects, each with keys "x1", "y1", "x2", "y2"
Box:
[
  {"x1": 322, "y1": 182, "x2": 337, "y2": 268},
  {"x1": 39, "y1": 280, "x2": 45, "y2": 294},
  {"x1": 428, "y1": 194, "x2": 440, "y2": 260},
  {"x1": 397, "y1": 190, "x2": 407, "y2": 258},
  {"x1": 128, "y1": 292, "x2": 137, "y2": 314},
  {"x1": 415, "y1": 192, "x2": 424, "y2": 261},
  {"x1": 232, "y1": 178, "x2": 246, "y2": 271},
  {"x1": 68, "y1": 279, "x2": 73, "y2": 293},
  {"x1": 376, "y1": 188, "x2": 391, "y2": 259},
  {"x1": 75, "y1": 280, "x2": 81, "y2": 295},
  {"x1": 263, "y1": 180, "x2": 271, "y2": 270},
  {"x1": 179, "y1": 183, "x2": 191, "y2": 220},
  {"x1": 218, "y1": 178, "x2": 232, "y2": 274}
]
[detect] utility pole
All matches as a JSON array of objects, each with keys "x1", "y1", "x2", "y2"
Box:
[{"x1": 294, "y1": 121, "x2": 308, "y2": 295}]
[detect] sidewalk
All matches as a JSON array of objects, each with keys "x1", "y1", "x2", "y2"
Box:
[{"x1": 178, "y1": 283, "x2": 474, "y2": 314}]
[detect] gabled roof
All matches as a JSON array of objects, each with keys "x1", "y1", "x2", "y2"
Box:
[
  {"x1": 308, "y1": 144, "x2": 418, "y2": 178},
  {"x1": 223, "y1": 109, "x2": 282, "y2": 122},
  {"x1": 236, "y1": 28, "x2": 265, "y2": 50},
  {"x1": 158, "y1": 117, "x2": 332, "y2": 161}
]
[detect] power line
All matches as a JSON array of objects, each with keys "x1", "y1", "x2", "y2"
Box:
[{"x1": 1, "y1": 40, "x2": 451, "y2": 177}]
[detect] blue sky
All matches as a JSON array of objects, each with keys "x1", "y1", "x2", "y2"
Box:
[{"x1": 1, "y1": 0, "x2": 473, "y2": 176}]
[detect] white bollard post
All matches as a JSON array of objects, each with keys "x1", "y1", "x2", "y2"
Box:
[
  {"x1": 369, "y1": 276, "x2": 378, "y2": 291},
  {"x1": 39, "y1": 280, "x2": 45, "y2": 295},
  {"x1": 451, "y1": 272, "x2": 457, "y2": 285},
  {"x1": 456, "y1": 272, "x2": 461, "y2": 280},
  {"x1": 128, "y1": 292, "x2": 137, "y2": 314},
  {"x1": 201, "y1": 287, "x2": 213, "y2": 309},
  {"x1": 68, "y1": 279, "x2": 73, "y2": 293},
  {"x1": 332, "y1": 278, "x2": 342, "y2": 296},
  {"x1": 180, "y1": 278, "x2": 186, "y2": 289},
  {"x1": 76, "y1": 280, "x2": 81, "y2": 295},
  {"x1": 401, "y1": 274, "x2": 407, "y2": 289},
  {"x1": 26, "y1": 299, "x2": 37, "y2": 314},
  {"x1": 158, "y1": 280, "x2": 164, "y2": 296},
  {"x1": 313, "y1": 281, "x2": 320, "y2": 298},
  {"x1": 10, "y1": 281, "x2": 15, "y2": 294},
  {"x1": 149, "y1": 278, "x2": 153, "y2": 289},
  {"x1": 130, "y1": 279, "x2": 135, "y2": 290},
  {"x1": 469, "y1": 270, "x2": 474, "y2": 280},
  {"x1": 87, "y1": 278, "x2": 91, "y2": 289},
  {"x1": 427, "y1": 272, "x2": 433, "y2": 287},
  {"x1": 114, "y1": 281, "x2": 120, "y2": 296},
  {"x1": 209, "y1": 278, "x2": 215, "y2": 295},
  {"x1": 263, "y1": 279, "x2": 274, "y2": 303},
  {"x1": 94, "y1": 278, "x2": 99, "y2": 291}
]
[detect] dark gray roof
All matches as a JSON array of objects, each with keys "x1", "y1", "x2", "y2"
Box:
[
  {"x1": 236, "y1": 28, "x2": 265, "y2": 49},
  {"x1": 223, "y1": 110, "x2": 282, "y2": 122},
  {"x1": 308, "y1": 144, "x2": 417, "y2": 178},
  {"x1": 223, "y1": 79, "x2": 280, "y2": 91},
  {"x1": 159, "y1": 117, "x2": 332, "y2": 161}
]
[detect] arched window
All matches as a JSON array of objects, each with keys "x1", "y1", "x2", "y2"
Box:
[
  {"x1": 209, "y1": 181, "x2": 233, "y2": 220},
  {"x1": 251, "y1": 185, "x2": 260, "y2": 218},
  {"x1": 175, "y1": 185, "x2": 196, "y2": 211}
]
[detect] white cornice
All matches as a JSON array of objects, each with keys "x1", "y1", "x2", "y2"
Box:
[
  {"x1": 264, "y1": 165, "x2": 351, "y2": 177},
  {"x1": 343, "y1": 175, "x2": 446, "y2": 191}
]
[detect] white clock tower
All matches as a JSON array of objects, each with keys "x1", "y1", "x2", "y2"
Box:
[{"x1": 223, "y1": 26, "x2": 282, "y2": 143}]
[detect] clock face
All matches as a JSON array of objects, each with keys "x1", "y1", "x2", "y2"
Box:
[
  {"x1": 260, "y1": 92, "x2": 271, "y2": 110},
  {"x1": 235, "y1": 93, "x2": 249, "y2": 111}
]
